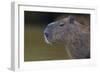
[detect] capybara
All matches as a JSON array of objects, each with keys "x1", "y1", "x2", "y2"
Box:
[{"x1": 44, "y1": 15, "x2": 90, "y2": 59}]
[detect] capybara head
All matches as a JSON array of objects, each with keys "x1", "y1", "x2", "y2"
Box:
[{"x1": 44, "y1": 16, "x2": 81, "y2": 44}]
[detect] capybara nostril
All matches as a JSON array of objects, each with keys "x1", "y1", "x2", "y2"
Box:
[{"x1": 45, "y1": 32, "x2": 49, "y2": 38}]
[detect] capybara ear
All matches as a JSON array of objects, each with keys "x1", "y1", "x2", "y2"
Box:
[{"x1": 68, "y1": 15, "x2": 75, "y2": 24}]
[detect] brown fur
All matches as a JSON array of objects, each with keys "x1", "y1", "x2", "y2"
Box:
[{"x1": 44, "y1": 15, "x2": 90, "y2": 59}]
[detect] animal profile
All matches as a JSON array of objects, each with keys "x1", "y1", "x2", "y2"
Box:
[{"x1": 44, "y1": 15, "x2": 90, "y2": 59}]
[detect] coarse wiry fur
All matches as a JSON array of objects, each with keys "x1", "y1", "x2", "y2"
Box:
[{"x1": 44, "y1": 15, "x2": 90, "y2": 59}]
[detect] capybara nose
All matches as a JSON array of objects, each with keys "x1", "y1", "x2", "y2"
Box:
[{"x1": 44, "y1": 32, "x2": 49, "y2": 38}]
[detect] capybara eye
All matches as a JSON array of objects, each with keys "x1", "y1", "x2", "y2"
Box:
[{"x1": 59, "y1": 23, "x2": 64, "y2": 27}]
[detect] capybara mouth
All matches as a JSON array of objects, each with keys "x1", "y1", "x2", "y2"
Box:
[{"x1": 44, "y1": 34, "x2": 52, "y2": 44}]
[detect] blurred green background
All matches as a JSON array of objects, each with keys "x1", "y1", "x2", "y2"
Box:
[{"x1": 24, "y1": 11, "x2": 70, "y2": 61}]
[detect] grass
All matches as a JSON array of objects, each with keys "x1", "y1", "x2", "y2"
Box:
[{"x1": 24, "y1": 25, "x2": 69, "y2": 61}]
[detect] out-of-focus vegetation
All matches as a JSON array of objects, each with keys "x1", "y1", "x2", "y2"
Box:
[{"x1": 24, "y1": 25, "x2": 68, "y2": 61}]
